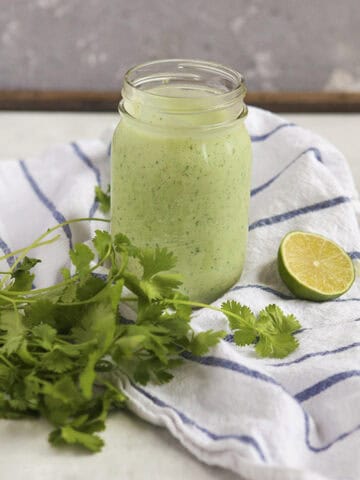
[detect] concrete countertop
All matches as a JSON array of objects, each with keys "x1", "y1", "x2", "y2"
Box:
[{"x1": 0, "y1": 111, "x2": 359, "y2": 480}]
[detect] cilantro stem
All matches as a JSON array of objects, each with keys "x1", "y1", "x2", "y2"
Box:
[
  {"x1": 56, "y1": 299, "x2": 98, "y2": 306},
  {"x1": 0, "y1": 354, "x2": 13, "y2": 368},
  {"x1": 1, "y1": 284, "x2": 68, "y2": 297},
  {"x1": 56, "y1": 295, "x2": 137, "y2": 307},
  {"x1": 0, "y1": 235, "x2": 61, "y2": 264},
  {"x1": 164, "y1": 298, "x2": 250, "y2": 327},
  {"x1": 0, "y1": 293, "x2": 17, "y2": 305},
  {"x1": 5, "y1": 217, "x2": 110, "y2": 281},
  {"x1": 123, "y1": 273, "x2": 147, "y2": 300},
  {"x1": 118, "y1": 251, "x2": 129, "y2": 277},
  {"x1": 0, "y1": 295, "x2": 39, "y2": 305},
  {"x1": 3, "y1": 246, "x2": 112, "y2": 298}
]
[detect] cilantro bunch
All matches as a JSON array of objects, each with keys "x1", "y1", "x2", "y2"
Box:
[{"x1": 0, "y1": 219, "x2": 301, "y2": 452}]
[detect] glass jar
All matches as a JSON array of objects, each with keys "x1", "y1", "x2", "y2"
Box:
[{"x1": 111, "y1": 59, "x2": 252, "y2": 303}]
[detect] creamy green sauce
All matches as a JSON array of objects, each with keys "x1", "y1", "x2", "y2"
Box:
[{"x1": 111, "y1": 87, "x2": 252, "y2": 303}]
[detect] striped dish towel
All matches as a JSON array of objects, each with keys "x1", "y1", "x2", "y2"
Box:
[{"x1": 0, "y1": 107, "x2": 359, "y2": 480}]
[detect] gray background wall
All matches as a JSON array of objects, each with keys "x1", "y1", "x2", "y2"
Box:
[{"x1": 1, "y1": 0, "x2": 359, "y2": 92}]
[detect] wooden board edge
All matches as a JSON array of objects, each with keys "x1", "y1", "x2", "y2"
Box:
[{"x1": 1, "y1": 90, "x2": 360, "y2": 113}]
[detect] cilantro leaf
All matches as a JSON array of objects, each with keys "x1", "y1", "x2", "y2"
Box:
[
  {"x1": 24, "y1": 299, "x2": 56, "y2": 328},
  {"x1": 138, "y1": 247, "x2": 177, "y2": 279},
  {"x1": 0, "y1": 363, "x2": 12, "y2": 387},
  {"x1": 221, "y1": 300, "x2": 258, "y2": 346},
  {"x1": 136, "y1": 302, "x2": 164, "y2": 324},
  {"x1": 93, "y1": 230, "x2": 112, "y2": 259},
  {"x1": 189, "y1": 330, "x2": 226, "y2": 356},
  {"x1": 8, "y1": 257, "x2": 41, "y2": 292},
  {"x1": 95, "y1": 278, "x2": 124, "y2": 312},
  {"x1": 221, "y1": 300, "x2": 300, "y2": 357},
  {"x1": 49, "y1": 424, "x2": 104, "y2": 452},
  {"x1": 72, "y1": 302, "x2": 116, "y2": 399},
  {"x1": 113, "y1": 233, "x2": 132, "y2": 250},
  {"x1": 32, "y1": 324, "x2": 57, "y2": 350},
  {"x1": 61, "y1": 267, "x2": 71, "y2": 280},
  {"x1": 79, "y1": 350, "x2": 100, "y2": 399},
  {"x1": 257, "y1": 304, "x2": 301, "y2": 334},
  {"x1": 70, "y1": 243, "x2": 94, "y2": 284},
  {"x1": 76, "y1": 275, "x2": 106, "y2": 301},
  {"x1": 42, "y1": 376, "x2": 80, "y2": 405},
  {"x1": 42, "y1": 348, "x2": 76, "y2": 373},
  {"x1": 0, "y1": 310, "x2": 26, "y2": 355},
  {"x1": 140, "y1": 273, "x2": 183, "y2": 300},
  {"x1": 253, "y1": 305, "x2": 301, "y2": 358},
  {"x1": 13, "y1": 257, "x2": 41, "y2": 272},
  {"x1": 71, "y1": 302, "x2": 116, "y2": 352},
  {"x1": 256, "y1": 333, "x2": 299, "y2": 358},
  {"x1": 94, "y1": 185, "x2": 110, "y2": 214},
  {"x1": 61, "y1": 425, "x2": 104, "y2": 452},
  {"x1": 113, "y1": 334, "x2": 146, "y2": 358},
  {"x1": 60, "y1": 282, "x2": 77, "y2": 303}
]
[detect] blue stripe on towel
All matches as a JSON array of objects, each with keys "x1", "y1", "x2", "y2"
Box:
[
  {"x1": 118, "y1": 312, "x2": 360, "y2": 453},
  {"x1": 295, "y1": 370, "x2": 360, "y2": 403},
  {"x1": 133, "y1": 383, "x2": 267, "y2": 462},
  {"x1": 229, "y1": 283, "x2": 360, "y2": 303},
  {"x1": 348, "y1": 251, "x2": 360, "y2": 259},
  {"x1": 225, "y1": 330, "x2": 317, "y2": 344},
  {"x1": 334, "y1": 297, "x2": 360, "y2": 303},
  {"x1": 231, "y1": 283, "x2": 294, "y2": 299},
  {"x1": 250, "y1": 122, "x2": 296, "y2": 142},
  {"x1": 251, "y1": 147, "x2": 322, "y2": 197},
  {"x1": 184, "y1": 353, "x2": 360, "y2": 452},
  {"x1": 71, "y1": 142, "x2": 101, "y2": 217},
  {"x1": 303, "y1": 413, "x2": 360, "y2": 453},
  {"x1": 293, "y1": 328, "x2": 308, "y2": 335},
  {"x1": 287, "y1": 317, "x2": 360, "y2": 335},
  {"x1": 224, "y1": 333, "x2": 234, "y2": 343},
  {"x1": 183, "y1": 352, "x2": 284, "y2": 388},
  {"x1": 0, "y1": 237, "x2": 15, "y2": 267},
  {"x1": 119, "y1": 315, "x2": 135, "y2": 325},
  {"x1": 270, "y1": 342, "x2": 360, "y2": 368},
  {"x1": 249, "y1": 196, "x2": 350, "y2": 231},
  {"x1": 19, "y1": 160, "x2": 73, "y2": 249}
]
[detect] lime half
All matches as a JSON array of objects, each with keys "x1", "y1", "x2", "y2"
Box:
[{"x1": 278, "y1": 231, "x2": 355, "y2": 301}]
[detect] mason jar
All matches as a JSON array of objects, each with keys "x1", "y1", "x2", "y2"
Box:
[{"x1": 111, "y1": 59, "x2": 252, "y2": 303}]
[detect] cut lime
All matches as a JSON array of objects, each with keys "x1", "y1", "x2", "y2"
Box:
[{"x1": 278, "y1": 231, "x2": 355, "y2": 301}]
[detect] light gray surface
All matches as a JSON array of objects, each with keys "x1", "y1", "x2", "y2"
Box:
[
  {"x1": 0, "y1": 112, "x2": 359, "y2": 480},
  {"x1": 0, "y1": 412, "x2": 240, "y2": 480},
  {"x1": 0, "y1": 112, "x2": 359, "y2": 190},
  {"x1": 1, "y1": 0, "x2": 360, "y2": 92}
]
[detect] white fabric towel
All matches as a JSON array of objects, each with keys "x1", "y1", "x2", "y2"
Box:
[{"x1": 0, "y1": 107, "x2": 359, "y2": 480}]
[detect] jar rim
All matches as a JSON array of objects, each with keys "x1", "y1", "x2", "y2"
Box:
[
  {"x1": 123, "y1": 58, "x2": 246, "y2": 99},
  {"x1": 120, "y1": 59, "x2": 247, "y2": 128}
]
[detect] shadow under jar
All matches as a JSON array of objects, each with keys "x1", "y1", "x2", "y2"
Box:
[{"x1": 111, "y1": 59, "x2": 252, "y2": 303}]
